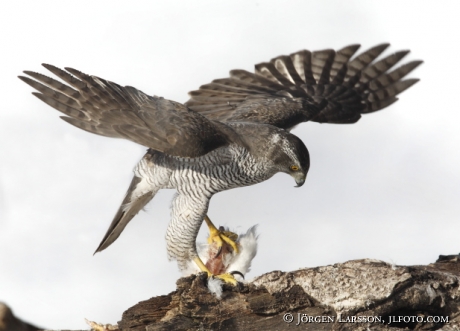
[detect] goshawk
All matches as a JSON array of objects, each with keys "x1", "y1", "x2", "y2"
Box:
[{"x1": 19, "y1": 44, "x2": 421, "y2": 284}]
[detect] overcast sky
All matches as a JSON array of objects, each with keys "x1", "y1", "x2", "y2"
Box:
[{"x1": 1, "y1": 0, "x2": 460, "y2": 329}]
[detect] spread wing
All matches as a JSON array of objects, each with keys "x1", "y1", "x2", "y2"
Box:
[
  {"x1": 185, "y1": 44, "x2": 422, "y2": 129},
  {"x1": 19, "y1": 65, "x2": 241, "y2": 158}
]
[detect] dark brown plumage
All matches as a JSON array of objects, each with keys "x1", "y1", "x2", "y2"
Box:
[{"x1": 19, "y1": 66, "x2": 238, "y2": 158}]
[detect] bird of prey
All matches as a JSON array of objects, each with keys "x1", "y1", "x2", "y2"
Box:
[{"x1": 19, "y1": 43, "x2": 421, "y2": 285}]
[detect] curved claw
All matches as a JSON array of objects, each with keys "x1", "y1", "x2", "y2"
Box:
[{"x1": 229, "y1": 270, "x2": 245, "y2": 280}]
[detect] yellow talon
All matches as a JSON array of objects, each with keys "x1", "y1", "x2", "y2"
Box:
[
  {"x1": 193, "y1": 216, "x2": 241, "y2": 285},
  {"x1": 204, "y1": 215, "x2": 239, "y2": 254},
  {"x1": 193, "y1": 257, "x2": 239, "y2": 285},
  {"x1": 215, "y1": 273, "x2": 238, "y2": 285}
]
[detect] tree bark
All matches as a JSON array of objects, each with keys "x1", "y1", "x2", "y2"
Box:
[
  {"x1": 3, "y1": 255, "x2": 460, "y2": 331},
  {"x1": 119, "y1": 255, "x2": 460, "y2": 331}
]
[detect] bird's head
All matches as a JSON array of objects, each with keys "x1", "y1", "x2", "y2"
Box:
[{"x1": 269, "y1": 132, "x2": 310, "y2": 187}]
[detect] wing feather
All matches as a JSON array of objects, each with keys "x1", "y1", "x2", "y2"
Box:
[
  {"x1": 94, "y1": 174, "x2": 155, "y2": 253},
  {"x1": 20, "y1": 65, "x2": 241, "y2": 158},
  {"x1": 290, "y1": 50, "x2": 316, "y2": 85},
  {"x1": 270, "y1": 55, "x2": 304, "y2": 85},
  {"x1": 312, "y1": 49, "x2": 335, "y2": 84},
  {"x1": 186, "y1": 43, "x2": 421, "y2": 128}
]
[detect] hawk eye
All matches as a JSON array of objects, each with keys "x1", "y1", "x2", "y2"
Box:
[{"x1": 290, "y1": 165, "x2": 299, "y2": 171}]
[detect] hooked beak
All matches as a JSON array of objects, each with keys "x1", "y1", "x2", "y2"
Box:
[{"x1": 295, "y1": 175, "x2": 306, "y2": 188}]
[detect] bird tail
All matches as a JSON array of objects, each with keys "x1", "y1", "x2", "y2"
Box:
[{"x1": 94, "y1": 175, "x2": 156, "y2": 254}]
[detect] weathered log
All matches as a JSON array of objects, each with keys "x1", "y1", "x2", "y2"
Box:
[
  {"x1": 119, "y1": 255, "x2": 460, "y2": 331},
  {"x1": 0, "y1": 302, "x2": 41, "y2": 331},
  {"x1": 4, "y1": 255, "x2": 460, "y2": 331}
]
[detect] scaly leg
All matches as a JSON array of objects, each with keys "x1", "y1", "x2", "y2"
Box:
[{"x1": 204, "y1": 215, "x2": 239, "y2": 255}]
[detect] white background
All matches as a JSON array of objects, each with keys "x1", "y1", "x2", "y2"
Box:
[{"x1": 1, "y1": 0, "x2": 459, "y2": 329}]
